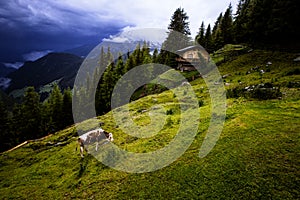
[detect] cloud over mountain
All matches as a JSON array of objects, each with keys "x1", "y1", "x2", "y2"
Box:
[{"x1": 0, "y1": 0, "x2": 238, "y2": 63}]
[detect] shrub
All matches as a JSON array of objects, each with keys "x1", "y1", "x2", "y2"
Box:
[
  {"x1": 226, "y1": 87, "x2": 244, "y2": 98},
  {"x1": 198, "y1": 99, "x2": 204, "y2": 107},
  {"x1": 286, "y1": 68, "x2": 300, "y2": 76},
  {"x1": 251, "y1": 87, "x2": 281, "y2": 100},
  {"x1": 227, "y1": 83, "x2": 282, "y2": 100},
  {"x1": 287, "y1": 81, "x2": 300, "y2": 88},
  {"x1": 166, "y1": 109, "x2": 174, "y2": 115},
  {"x1": 166, "y1": 117, "x2": 173, "y2": 126}
]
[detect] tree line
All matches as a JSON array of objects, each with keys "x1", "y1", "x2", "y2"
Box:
[
  {"x1": 73, "y1": 42, "x2": 161, "y2": 119},
  {"x1": 0, "y1": 85, "x2": 73, "y2": 152},
  {"x1": 196, "y1": 0, "x2": 300, "y2": 52}
]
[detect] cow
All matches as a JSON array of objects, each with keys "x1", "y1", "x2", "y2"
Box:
[{"x1": 77, "y1": 129, "x2": 113, "y2": 158}]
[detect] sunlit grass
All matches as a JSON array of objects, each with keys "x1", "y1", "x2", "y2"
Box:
[{"x1": 0, "y1": 49, "x2": 299, "y2": 199}]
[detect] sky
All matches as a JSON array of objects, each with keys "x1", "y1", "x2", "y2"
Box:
[{"x1": 0, "y1": 0, "x2": 238, "y2": 67}]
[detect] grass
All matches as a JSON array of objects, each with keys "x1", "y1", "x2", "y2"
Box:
[
  {"x1": 39, "y1": 79, "x2": 62, "y2": 94},
  {"x1": 0, "y1": 49, "x2": 299, "y2": 199},
  {"x1": 212, "y1": 44, "x2": 251, "y2": 65},
  {"x1": 8, "y1": 79, "x2": 62, "y2": 100}
]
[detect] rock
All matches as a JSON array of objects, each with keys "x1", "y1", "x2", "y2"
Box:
[
  {"x1": 152, "y1": 106, "x2": 160, "y2": 110},
  {"x1": 99, "y1": 122, "x2": 105, "y2": 126},
  {"x1": 55, "y1": 142, "x2": 62, "y2": 146},
  {"x1": 293, "y1": 56, "x2": 300, "y2": 62},
  {"x1": 181, "y1": 81, "x2": 190, "y2": 86},
  {"x1": 222, "y1": 74, "x2": 231, "y2": 78},
  {"x1": 46, "y1": 142, "x2": 54, "y2": 146}
]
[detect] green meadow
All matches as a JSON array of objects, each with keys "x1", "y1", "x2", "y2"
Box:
[{"x1": 0, "y1": 50, "x2": 299, "y2": 199}]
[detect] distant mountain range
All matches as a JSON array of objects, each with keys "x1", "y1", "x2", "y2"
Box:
[
  {"x1": 64, "y1": 40, "x2": 162, "y2": 59},
  {"x1": 63, "y1": 43, "x2": 98, "y2": 57},
  {"x1": 0, "y1": 63, "x2": 16, "y2": 77},
  {"x1": 6, "y1": 53, "x2": 83, "y2": 93},
  {"x1": 2, "y1": 37, "x2": 163, "y2": 99}
]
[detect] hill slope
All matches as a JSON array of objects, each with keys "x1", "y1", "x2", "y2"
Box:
[
  {"x1": 0, "y1": 63, "x2": 16, "y2": 77},
  {"x1": 0, "y1": 50, "x2": 299, "y2": 199},
  {"x1": 6, "y1": 53, "x2": 83, "y2": 93}
]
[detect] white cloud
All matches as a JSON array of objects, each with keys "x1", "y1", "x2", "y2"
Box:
[
  {"x1": 3, "y1": 62, "x2": 24, "y2": 69},
  {"x1": 1, "y1": 0, "x2": 239, "y2": 63},
  {"x1": 11, "y1": 0, "x2": 238, "y2": 37},
  {"x1": 22, "y1": 50, "x2": 53, "y2": 61},
  {"x1": 0, "y1": 78, "x2": 11, "y2": 89},
  {"x1": 103, "y1": 27, "x2": 167, "y2": 44},
  {"x1": 103, "y1": 35, "x2": 129, "y2": 43},
  {"x1": 50, "y1": 0, "x2": 239, "y2": 37}
]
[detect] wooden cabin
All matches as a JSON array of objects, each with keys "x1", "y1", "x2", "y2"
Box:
[{"x1": 176, "y1": 45, "x2": 210, "y2": 72}]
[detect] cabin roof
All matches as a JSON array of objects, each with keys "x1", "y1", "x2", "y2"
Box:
[{"x1": 176, "y1": 45, "x2": 204, "y2": 53}]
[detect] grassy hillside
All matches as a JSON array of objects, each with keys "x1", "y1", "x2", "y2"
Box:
[{"x1": 0, "y1": 50, "x2": 299, "y2": 199}]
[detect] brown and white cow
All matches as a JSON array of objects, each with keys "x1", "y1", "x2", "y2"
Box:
[{"x1": 77, "y1": 129, "x2": 113, "y2": 158}]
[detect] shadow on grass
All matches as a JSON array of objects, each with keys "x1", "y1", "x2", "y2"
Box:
[{"x1": 77, "y1": 156, "x2": 90, "y2": 178}]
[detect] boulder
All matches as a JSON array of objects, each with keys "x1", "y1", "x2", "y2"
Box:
[{"x1": 293, "y1": 56, "x2": 300, "y2": 62}]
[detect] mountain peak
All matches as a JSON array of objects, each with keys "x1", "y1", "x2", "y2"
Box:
[{"x1": 6, "y1": 52, "x2": 83, "y2": 93}]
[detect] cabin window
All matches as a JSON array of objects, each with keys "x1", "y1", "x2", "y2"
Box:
[{"x1": 187, "y1": 53, "x2": 193, "y2": 59}]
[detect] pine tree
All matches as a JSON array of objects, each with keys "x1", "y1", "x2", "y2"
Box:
[
  {"x1": 152, "y1": 48, "x2": 158, "y2": 63},
  {"x1": 221, "y1": 3, "x2": 234, "y2": 44},
  {"x1": 0, "y1": 100, "x2": 11, "y2": 151},
  {"x1": 22, "y1": 87, "x2": 41, "y2": 139},
  {"x1": 12, "y1": 103, "x2": 24, "y2": 142},
  {"x1": 62, "y1": 88, "x2": 73, "y2": 127},
  {"x1": 233, "y1": 0, "x2": 248, "y2": 43},
  {"x1": 99, "y1": 46, "x2": 105, "y2": 68},
  {"x1": 0, "y1": 100, "x2": 8, "y2": 134},
  {"x1": 142, "y1": 42, "x2": 151, "y2": 64},
  {"x1": 106, "y1": 47, "x2": 114, "y2": 67},
  {"x1": 133, "y1": 43, "x2": 142, "y2": 66},
  {"x1": 40, "y1": 100, "x2": 51, "y2": 134},
  {"x1": 162, "y1": 7, "x2": 192, "y2": 68},
  {"x1": 48, "y1": 84, "x2": 63, "y2": 131},
  {"x1": 212, "y1": 13, "x2": 223, "y2": 36},
  {"x1": 260, "y1": 0, "x2": 299, "y2": 47},
  {"x1": 124, "y1": 53, "x2": 135, "y2": 72},
  {"x1": 115, "y1": 53, "x2": 125, "y2": 78},
  {"x1": 212, "y1": 13, "x2": 224, "y2": 51},
  {"x1": 233, "y1": 0, "x2": 300, "y2": 48},
  {"x1": 168, "y1": 7, "x2": 191, "y2": 35},
  {"x1": 196, "y1": 21, "x2": 206, "y2": 46},
  {"x1": 99, "y1": 63, "x2": 116, "y2": 113},
  {"x1": 204, "y1": 24, "x2": 213, "y2": 53}
]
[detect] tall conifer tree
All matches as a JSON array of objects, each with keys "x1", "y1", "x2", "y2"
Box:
[{"x1": 161, "y1": 7, "x2": 192, "y2": 68}]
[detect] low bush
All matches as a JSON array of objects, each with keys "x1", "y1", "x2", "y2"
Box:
[
  {"x1": 227, "y1": 83, "x2": 282, "y2": 100},
  {"x1": 287, "y1": 81, "x2": 300, "y2": 88},
  {"x1": 286, "y1": 68, "x2": 300, "y2": 76},
  {"x1": 198, "y1": 99, "x2": 204, "y2": 107}
]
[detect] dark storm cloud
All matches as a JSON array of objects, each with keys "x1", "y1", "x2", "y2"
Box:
[
  {"x1": 0, "y1": 0, "x2": 129, "y2": 62},
  {"x1": 0, "y1": 0, "x2": 238, "y2": 63}
]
